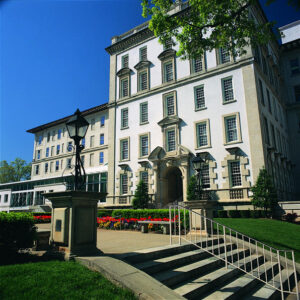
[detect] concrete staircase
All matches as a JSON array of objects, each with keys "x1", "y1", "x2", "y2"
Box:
[{"x1": 121, "y1": 239, "x2": 299, "y2": 299}]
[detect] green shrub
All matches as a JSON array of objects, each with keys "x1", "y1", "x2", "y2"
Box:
[
  {"x1": 217, "y1": 210, "x2": 228, "y2": 218},
  {"x1": 228, "y1": 210, "x2": 241, "y2": 218},
  {"x1": 132, "y1": 180, "x2": 149, "y2": 209},
  {"x1": 250, "y1": 210, "x2": 261, "y2": 218},
  {"x1": 260, "y1": 210, "x2": 267, "y2": 218},
  {"x1": 0, "y1": 212, "x2": 36, "y2": 250},
  {"x1": 240, "y1": 210, "x2": 251, "y2": 218},
  {"x1": 97, "y1": 210, "x2": 113, "y2": 217}
]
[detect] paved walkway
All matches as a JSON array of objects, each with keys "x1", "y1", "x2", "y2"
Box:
[{"x1": 36, "y1": 223, "x2": 173, "y2": 254}]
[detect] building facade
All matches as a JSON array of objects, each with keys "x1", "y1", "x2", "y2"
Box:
[{"x1": 0, "y1": 3, "x2": 299, "y2": 212}]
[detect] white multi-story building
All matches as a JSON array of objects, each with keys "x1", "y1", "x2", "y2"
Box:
[{"x1": 0, "y1": 3, "x2": 299, "y2": 212}]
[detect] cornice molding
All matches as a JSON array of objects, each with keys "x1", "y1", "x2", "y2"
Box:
[
  {"x1": 158, "y1": 49, "x2": 176, "y2": 61},
  {"x1": 134, "y1": 60, "x2": 152, "y2": 70},
  {"x1": 116, "y1": 67, "x2": 132, "y2": 77}
]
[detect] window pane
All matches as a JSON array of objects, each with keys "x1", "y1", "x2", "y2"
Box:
[
  {"x1": 230, "y1": 161, "x2": 242, "y2": 187},
  {"x1": 164, "y1": 62, "x2": 173, "y2": 82},
  {"x1": 195, "y1": 86, "x2": 205, "y2": 109},
  {"x1": 140, "y1": 103, "x2": 148, "y2": 123},
  {"x1": 201, "y1": 164, "x2": 210, "y2": 188},
  {"x1": 166, "y1": 95, "x2": 174, "y2": 116},
  {"x1": 197, "y1": 123, "x2": 208, "y2": 147},
  {"x1": 193, "y1": 58, "x2": 203, "y2": 73},
  {"x1": 121, "y1": 174, "x2": 128, "y2": 194},
  {"x1": 226, "y1": 117, "x2": 237, "y2": 142},
  {"x1": 140, "y1": 171, "x2": 148, "y2": 192},
  {"x1": 140, "y1": 47, "x2": 147, "y2": 61},
  {"x1": 223, "y1": 78, "x2": 234, "y2": 102},
  {"x1": 220, "y1": 48, "x2": 230, "y2": 63},
  {"x1": 122, "y1": 55, "x2": 128, "y2": 68},
  {"x1": 167, "y1": 130, "x2": 175, "y2": 151},
  {"x1": 121, "y1": 109, "x2": 128, "y2": 128},
  {"x1": 139, "y1": 72, "x2": 148, "y2": 91},
  {"x1": 121, "y1": 140, "x2": 128, "y2": 160},
  {"x1": 141, "y1": 136, "x2": 148, "y2": 156},
  {"x1": 121, "y1": 79, "x2": 129, "y2": 97}
]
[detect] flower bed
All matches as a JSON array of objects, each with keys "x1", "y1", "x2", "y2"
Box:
[
  {"x1": 33, "y1": 215, "x2": 51, "y2": 223},
  {"x1": 97, "y1": 215, "x2": 181, "y2": 232}
]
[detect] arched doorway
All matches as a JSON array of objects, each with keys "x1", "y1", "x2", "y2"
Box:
[{"x1": 162, "y1": 167, "x2": 183, "y2": 206}]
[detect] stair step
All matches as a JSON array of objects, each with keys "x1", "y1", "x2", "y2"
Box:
[
  {"x1": 135, "y1": 243, "x2": 235, "y2": 275},
  {"x1": 203, "y1": 260, "x2": 278, "y2": 300},
  {"x1": 246, "y1": 268, "x2": 295, "y2": 299},
  {"x1": 174, "y1": 254, "x2": 264, "y2": 299},
  {"x1": 154, "y1": 248, "x2": 249, "y2": 288},
  {"x1": 121, "y1": 238, "x2": 219, "y2": 264}
]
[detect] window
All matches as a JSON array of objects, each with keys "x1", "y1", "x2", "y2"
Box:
[
  {"x1": 100, "y1": 134, "x2": 104, "y2": 145},
  {"x1": 122, "y1": 55, "x2": 129, "y2": 68},
  {"x1": 50, "y1": 162, "x2": 53, "y2": 173},
  {"x1": 140, "y1": 171, "x2": 148, "y2": 192},
  {"x1": 140, "y1": 134, "x2": 149, "y2": 157},
  {"x1": 81, "y1": 155, "x2": 85, "y2": 167},
  {"x1": 91, "y1": 119, "x2": 95, "y2": 130},
  {"x1": 166, "y1": 129, "x2": 176, "y2": 152},
  {"x1": 58, "y1": 129, "x2": 62, "y2": 140},
  {"x1": 225, "y1": 116, "x2": 238, "y2": 143},
  {"x1": 56, "y1": 145, "x2": 60, "y2": 155},
  {"x1": 294, "y1": 85, "x2": 300, "y2": 102},
  {"x1": 194, "y1": 85, "x2": 205, "y2": 110},
  {"x1": 262, "y1": 56, "x2": 268, "y2": 76},
  {"x1": 290, "y1": 58, "x2": 300, "y2": 75},
  {"x1": 219, "y1": 47, "x2": 230, "y2": 64},
  {"x1": 163, "y1": 93, "x2": 176, "y2": 117},
  {"x1": 61, "y1": 143, "x2": 64, "y2": 153},
  {"x1": 55, "y1": 161, "x2": 59, "y2": 171},
  {"x1": 35, "y1": 165, "x2": 39, "y2": 175},
  {"x1": 52, "y1": 131, "x2": 55, "y2": 141},
  {"x1": 273, "y1": 98, "x2": 278, "y2": 120},
  {"x1": 138, "y1": 71, "x2": 148, "y2": 91},
  {"x1": 120, "y1": 174, "x2": 128, "y2": 195},
  {"x1": 47, "y1": 132, "x2": 51, "y2": 142},
  {"x1": 120, "y1": 139, "x2": 129, "y2": 160},
  {"x1": 263, "y1": 116, "x2": 270, "y2": 145},
  {"x1": 121, "y1": 108, "x2": 129, "y2": 129},
  {"x1": 90, "y1": 135, "x2": 94, "y2": 147},
  {"x1": 46, "y1": 147, "x2": 49, "y2": 158},
  {"x1": 140, "y1": 102, "x2": 148, "y2": 124},
  {"x1": 266, "y1": 89, "x2": 272, "y2": 113},
  {"x1": 196, "y1": 122, "x2": 208, "y2": 148},
  {"x1": 100, "y1": 116, "x2": 105, "y2": 127},
  {"x1": 99, "y1": 152, "x2": 104, "y2": 164},
  {"x1": 120, "y1": 78, "x2": 129, "y2": 98},
  {"x1": 229, "y1": 161, "x2": 242, "y2": 187},
  {"x1": 63, "y1": 127, "x2": 65, "y2": 137},
  {"x1": 38, "y1": 136, "x2": 43, "y2": 145},
  {"x1": 67, "y1": 142, "x2": 72, "y2": 152},
  {"x1": 163, "y1": 60, "x2": 174, "y2": 82},
  {"x1": 259, "y1": 79, "x2": 265, "y2": 105},
  {"x1": 37, "y1": 150, "x2": 41, "y2": 160},
  {"x1": 139, "y1": 46, "x2": 147, "y2": 61},
  {"x1": 4, "y1": 194, "x2": 8, "y2": 203},
  {"x1": 67, "y1": 158, "x2": 72, "y2": 169},
  {"x1": 51, "y1": 146, "x2": 54, "y2": 156},
  {"x1": 271, "y1": 124, "x2": 276, "y2": 149},
  {"x1": 81, "y1": 138, "x2": 85, "y2": 147},
  {"x1": 191, "y1": 57, "x2": 204, "y2": 73},
  {"x1": 164, "y1": 38, "x2": 173, "y2": 50},
  {"x1": 89, "y1": 153, "x2": 94, "y2": 166},
  {"x1": 253, "y1": 46, "x2": 261, "y2": 65},
  {"x1": 222, "y1": 77, "x2": 234, "y2": 103},
  {"x1": 45, "y1": 163, "x2": 49, "y2": 173},
  {"x1": 201, "y1": 164, "x2": 210, "y2": 189}
]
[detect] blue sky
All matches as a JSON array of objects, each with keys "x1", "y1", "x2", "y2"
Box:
[{"x1": 0, "y1": 0, "x2": 299, "y2": 164}]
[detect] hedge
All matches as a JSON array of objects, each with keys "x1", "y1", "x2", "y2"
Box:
[
  {"x1": 215, "y1": 210, "x2": 269, "y2": 219},
  {"x1": 97, "y1": 209, "x2": 113, "y2": 218},
  {"x1": 0, "y1": 212, "x2": 36, "y2": 250}
]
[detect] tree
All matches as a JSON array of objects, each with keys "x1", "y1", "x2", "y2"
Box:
[
  {"x1": 132, "y1": 180, "x2": 149, "y2": 209},
  {"x1": 141, "y1": 0, "x2": 298, "y2": 60},
  {"x1": 0, "y1": 158, "x2": 31, "y2": 183},
  {"x1": 187, "y1": 175, "x2": 198, "y2": 200},
  {"x1": 251, "y1": 168, "x2": 278, "y2": 215}
]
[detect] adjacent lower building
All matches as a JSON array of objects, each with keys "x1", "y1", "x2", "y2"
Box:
[{"x1": 0, "y1": 3, "x2": 299, "y2": 212}]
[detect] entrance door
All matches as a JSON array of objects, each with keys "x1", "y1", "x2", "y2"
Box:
[{"x1": 163, "y1": 167, "x2": 183, "y2": 206}]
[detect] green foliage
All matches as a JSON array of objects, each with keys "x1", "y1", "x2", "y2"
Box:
[
  {"x1": 141, "y1": 0, "x2": 276, "y2": 60},
  {"x1": 97, "y1": 209, "x2": 113, "y2": 217},
  {"x1": 240, "y1": 210, "x2": 251, "y2": 218},
  {"x1": 217, "y1": 210, "x2": 228, "y2": 218},
  {"x1": 132, "y1": 180, "x2": 149, "y2": 209},
  {"x1": 187, "y1": 175, "x2": 198, "y2": 201},
  {"x1": 250, "y1": 210, "x2": 262, "y2": 218},
  {"x1": 0, "y1": 212, "x2": 36, "y2": 250},
  {"x1": 228, "y1": 210, "x2": 241, "y2": 218},
  {"x1": 251, "y1": 168, "x2": 278, "y2": 215},
  {"x1": 0, "y1": 158, "x2": 31, "y2": 183},
  {"x1": 0, "y1": 261, "x2": 137, "y2": 299}
]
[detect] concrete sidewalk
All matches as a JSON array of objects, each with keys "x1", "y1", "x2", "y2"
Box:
[{"x1": 36, "y1": 224, "x2": 173, "y2": 254}]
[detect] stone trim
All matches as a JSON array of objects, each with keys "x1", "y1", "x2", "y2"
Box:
[
  {"x1": 119, "y1": 75, "x2": 131, "y2": 100},
  {"x1": 161, "y1": 58, "x2": 176, "y2": 84},
  {"x1": 222, "y1": 112, "x2": 243, "y2": 145},
  {"x1": 221, "y1": 154, "x2": 250, "y2": 189},
  {"x1": 162, "y1": 90, "x2": 177, "y2": 117},
  {"x1": 138, "y1": 132, "x2": 151, "y2": 159},
  {"x1": 194, "y1": 118, "x2": 212, "y2": 150},
  {"x1": 116, "y1": 167, "x2": 133, "y2": 196},
  {"x1": 119, "y1": 136, "x2": 130, "y2": 162}
]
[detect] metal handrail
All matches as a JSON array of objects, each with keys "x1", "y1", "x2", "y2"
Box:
[{"x1": 169, "y1": 203, "x2": 299, "y2": 300}]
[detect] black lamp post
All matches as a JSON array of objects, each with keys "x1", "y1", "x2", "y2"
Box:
[
  {"x1": 192, "y1": 153, "x2": 205, "y2": 200},
  {"x1": 66, "y1": 109, "x2": 89, "y2": 190}
]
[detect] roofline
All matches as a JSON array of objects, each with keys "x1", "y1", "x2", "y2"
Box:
[
  {"x1": 279, "y1": 20, "x2": 300, "y2": 31},
  {"x1": 27, "y1": 102, "x2": 108, "y2": 134}
]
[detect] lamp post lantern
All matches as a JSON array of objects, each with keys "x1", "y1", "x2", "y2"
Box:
[
  {"x1": 192, "y1": 153, "x2": 205, "y2": 200},
  {"x1": 66, "y1": 109, "x2": 89, "y2": 190}
]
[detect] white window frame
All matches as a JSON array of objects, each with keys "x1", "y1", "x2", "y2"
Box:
[
  {"x1": 162, "y1": 59, "x2": 174, "y2": 83},
  {"x1": 163, "y1": 91, "x2": 177, "y2": 117},
  {"x1": 140, "y1": 102, "x2": 148, "y2": 124},
  {"x1": 223, "y1": 112, "x2": 242, "y2": 145},
  {"x1": 139, "y1": 133, "x2": 150, "y2": 158},
  {"x1": 221, "y1": 76, "x2": 235, "y2": 104},
  {"x1": 229, "y1": 161, "x2": 242, "y2": 187},
  {"x1": 194, "y1": 85, "x2": 206, "y2": 110},
  {"x1": 120, "y1": 137, "x2": 130, "y2": 161},
  {"x1": 121, "y1": 108, "x2": 129, "y2": 129},
  {"x1": 194, "y1": 119, "x2": 211, "y2": 149}
]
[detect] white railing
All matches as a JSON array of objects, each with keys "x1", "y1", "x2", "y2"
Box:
[{"x1": 169, "y1": 203, "x2": 299, "y2": 300}]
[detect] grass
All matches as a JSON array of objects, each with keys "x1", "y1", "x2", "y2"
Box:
[
  {"x1": 215, "y1": 218, "x2": 300, "y2": 263},
  {"x1": 0, "y1": 260, "x2": 136, "y2": 300}
]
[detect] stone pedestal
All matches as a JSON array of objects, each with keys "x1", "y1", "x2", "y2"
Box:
[
  {"x1": 184, "y1": 200, "x2": 217, "y2": 236},
  {"x1": 43, "y1": 191, "x2": 106, "y2": 260}
]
